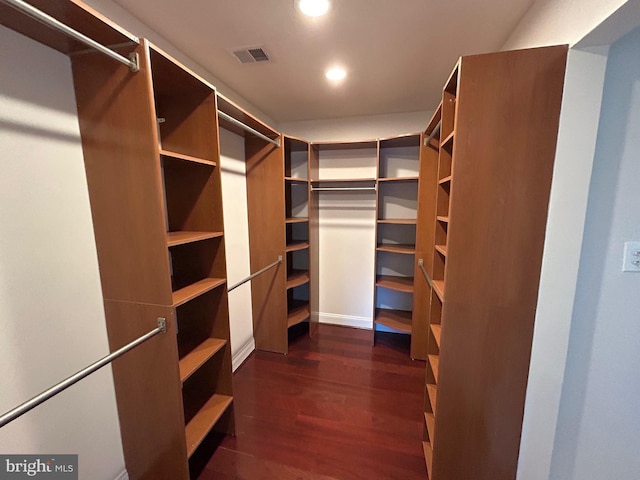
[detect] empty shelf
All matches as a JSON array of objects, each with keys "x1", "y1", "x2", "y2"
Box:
[
  {"x1": 167, "y1": 231, "x2": 223, "y2": 247},
  {"x1": 435, "y1": 244, "x2": 447, "y2": 257},
  {"x1": 375, "y1": 309, "x2": 412, "y2": 333},
  {"x1": 425, "y1": 412, "x2": 435, "y2": 444},
  {"x1": 377, "y1": 218, "x2": 417, "y2": 225},
  {"x1": 185, "y1": 394, "x2": 233, "y2": 458},
  {"x1": 376, "y1": 243, "x2": 416, "y2": 255},
  {"x1": 432, "y1": 280, "x2": 445, "y2": 302},
  {"x1": 378, "y1": 176, "x2": 419, "y2": 182},
  {"x1": 427, "y1": 384, "x2": 438, "y2": 412},
  {"x1": 442, "y1": 131, "x2": 455, "y2": 148},
  {"x1": 438, "y1": 175, "x2": 452, "y2": 185},
  {"x1": 436, "y1": 216, "x2": 449, "y2": 223},
  {"x1": 285, "y1": 241, "x2": 309, "y2": 252},
  {"x1": 285, "y1": 177, "x2": 308, "y2": 183},
  {"x1": 285, "y1": 217, "x2": 309, "y2": 224},
  {"x1": 423, "y1": 441, "x2": 433, "y2": 479},
  {"x1": 376, "y1": 275, "x2": 414, "y2": 293},
  {"x1": 288, "y1": 302, "x2": 310, "y2": 327},
  {"x1": 160, "y1": 149, "x2": 216, "y2": 167},
  {"x1": 429, "y1": 354, "x2": 440, "y2": 383},
  {"x1": 287, "y1": 270, "x2": 310, "y2": 289},
  {"x1": 431, "y1": 324, "x2": 442, "y2": 348},
  {"x1": 179, "y1": 338, "x2": 226, "y2": 383},
  {"x1": 172, "y1": 278, "x2": 226, "y2": 307}
]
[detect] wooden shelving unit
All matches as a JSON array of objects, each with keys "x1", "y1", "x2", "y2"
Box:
[
  {"x1": 419, "y1": 47, "x2": 567, "y2": 479},
  {"x1": 374, "y1": 133, "x2": 428, "y2": 359},
  {"x1": 149, "y1": 44, "x2": 235, "y2": 470}
]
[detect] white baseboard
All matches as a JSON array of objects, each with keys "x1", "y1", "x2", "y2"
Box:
[
  {"x1": 317, "y1": 312, "x2": 372, "y2": 330},
  {"x1": 114, "y1": 470, "x2": 129, "y2": 480},
  {"x1": 232, "y1": 337, "x2": 255, "y2": 372}
]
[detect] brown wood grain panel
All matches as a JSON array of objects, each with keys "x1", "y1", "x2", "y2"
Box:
[
  {"x1": 104, "y1": 300, "x2": 188, "y2": 480},
  {"x1": 72, "y1": 42, "x2": 172, "y2": 306},
  {"x1": 245, "y1": 135, "x2": 288, "y2": 353},
  {"x1": 308, "y1": 145, "x2": 320, "y2": 337},
  {"x1": 432, "y1": 45, "x2": 567, "y2": 480},
  {"x1": 0, "y1": 0, "x2": 136, "y2": 55}
]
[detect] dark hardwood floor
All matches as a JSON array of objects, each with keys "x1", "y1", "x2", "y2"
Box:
[{"x1": 192, "y1": 323, "x2": 427, "y2": 480}]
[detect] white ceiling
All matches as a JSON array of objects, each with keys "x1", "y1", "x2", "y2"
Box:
[{"x1": 112, "y1": 0, "x2": 535, "y2": 123}]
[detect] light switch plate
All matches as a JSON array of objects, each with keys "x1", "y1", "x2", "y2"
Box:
[{"x1": 622, "y1": 241, "x2": 640, "y2": 272}]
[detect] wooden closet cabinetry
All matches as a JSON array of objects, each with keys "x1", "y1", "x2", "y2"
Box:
[{"x1": 420, "y1": 46, "x2": 568, "y2": 479}]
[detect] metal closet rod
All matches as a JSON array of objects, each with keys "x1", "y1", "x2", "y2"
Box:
[
  {"x1": 0, "y1": 318, "x2": 167, "y2": 429},
  {"x1": 217, "y1": 111, "x2": 281, "y2": 147},
  {"x1": 228, "y1": 256, "x2": 283, "y2": 292},
  {"x1": 425, "y1": 120, "x2": 442, "y2": 146},
  {"x1": 418, "y1": 259, "x2": 433, "y2": 288},
  {"x1": 1, "y1": 0, "x2": 140, "y2": 72},
  {"x1": 311, "y1": 186, "x2": 377, "y2": 192}
]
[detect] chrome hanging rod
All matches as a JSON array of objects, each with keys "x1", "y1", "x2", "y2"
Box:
[
  {"x1": 311, "y1": 187, "x2": 377, "y2": 192},
  {"x1": 217, "y1": 111, "x2": 281, "y2": 147},
  {"x1": 1, "y1": 0, "x2": 140, "y2": 72},
  {"x1": 228, "y1": 256, "x2": 283, "y2": 292},
  {"x1": 424, "y1": 120, "x2": 442, "y2": 147},
  {"x1": 0, "y1": 318, "x2": 167, "y2": 429},
  {"x1": 418, "y1": 259, "x2": 433, "y2": 288}
]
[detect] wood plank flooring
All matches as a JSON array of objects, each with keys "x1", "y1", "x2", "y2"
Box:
[{"x1": 191, "y1": 324, "x2": 427, "y2": 479}]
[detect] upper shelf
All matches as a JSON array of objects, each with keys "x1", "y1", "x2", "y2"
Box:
[
  {"x1": 0, "y1": 0, "x2": 138, "y2": 56},
  {"x1": 160, "y1": 149, "x2": 216, "y2": 167},
  {"x1": 167, "y1": 231, "x2": 223, "y2": 248}
]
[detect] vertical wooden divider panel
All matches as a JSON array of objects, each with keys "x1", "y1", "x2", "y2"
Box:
[
  {"x1": 245, "y1": 135, "x2": 288, "y2": 353},
  {"x1": 431, "y1": 46, "x2": 567, "y2": 480},
  {"x1": 412, "y1": 132, "x2": 439, "y2": 361},
  {"x1": 72, "y1": 41, "x2": 189, "y2": 479},
  {"x1": 309, "y1": 144, "x2": 320, "y2": 336}
]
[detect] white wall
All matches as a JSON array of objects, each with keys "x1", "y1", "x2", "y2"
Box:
[
  {"x1": 502, "y1": 0, "x2": 629, "y2": 49},
  {"x1": 548, "y1": 27, "x2": 640, "y2": 480},
  {"x1": 0, "y1": 25, "x2": 125, "y2": 480},
  {"x1": 280, "y1": 111, "x2": 432, "y2": 143},
  {"x1": 218, "y1": 129, "x2": 254, "y2": 370}
]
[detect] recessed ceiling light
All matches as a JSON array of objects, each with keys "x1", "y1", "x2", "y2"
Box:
[
  {"x1": 297, "y1": 0, "x2": 330, "y2": 17},
  {"x1": 325, "y1": 67, "x2": 347, "y2": 82}
]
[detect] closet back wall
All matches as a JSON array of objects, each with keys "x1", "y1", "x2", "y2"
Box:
[
  {"x1": 0, "y1": 25, "x2": 125, "y2": 479},
  {"x1": 218, "y1": 129, "x2": 254, "y2": 369}
]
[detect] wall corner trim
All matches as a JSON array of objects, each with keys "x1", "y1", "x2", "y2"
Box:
[{"x1": 232, "y1": 337, "x2": 256, "y2": 372}]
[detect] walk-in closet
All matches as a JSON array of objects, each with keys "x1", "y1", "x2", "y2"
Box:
[{"x1": 1, "y1": 1, "x2": 640, "y2": 480}]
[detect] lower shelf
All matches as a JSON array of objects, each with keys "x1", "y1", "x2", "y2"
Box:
[
  {"x1": 178, "y1": 338, "x2": 226, "y2": 383},
  {"x1": 424, "y1": 412, "x2": 435, "y2": 444},
  {"x1": 375, "y1": 308, "x2": 412, "y2": 333},
  {"x1": 427, "y1": 384, "x2": 438, "y2": 413},
  {"x1": 428, "y1": 354, "x2": 440, "y2": 382},
  {"x1": 185, "y1": 394, "x2": 233, "y2": 458},
  {"x1": 423, "y1": 441, "x2": 433, "y2": 479},
  {"x1": 287, "y1": 302, "x2": 310, "y2": 327}
]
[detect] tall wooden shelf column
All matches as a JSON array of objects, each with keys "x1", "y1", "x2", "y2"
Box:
[{"x1": 419, "y1": 46, "x2": 568, "y2": 480}]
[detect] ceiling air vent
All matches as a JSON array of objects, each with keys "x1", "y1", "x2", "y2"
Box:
[{"x1": 232, "y1": 46, "x2": 270, "y2": 64}]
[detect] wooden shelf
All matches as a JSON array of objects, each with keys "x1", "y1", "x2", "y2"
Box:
[
  {"x1": 376, "y1": 243, "x2": 416, "y2": 255},
  {"x1": 425, "y1": 412, "x2": 436, "y2": 443},
  {"x1": 179, "y1": 338, "x2": 226, "y2": 383},
  {"x1": 431, "y1": 324, "x2": 442, "y2": 348},
  {"x1": 436, "y1": 216, "x2": 449, "y2": 223},
  {"x1": 287, "y1": 302, "x2": 310, "y2": 327},
  {"x1": 442, "y1": 131, "x2": 455, "y2": 148},
  {"x1": 311, "y1": 178, "x2": 376, "y2": 183},
  {"x1": 377, "y1": 218, "x2": 417, "y2": 225},
  {"x1": 423, "y1": 441, "x2": 433, "y2": 479},
  {"x1": 167, "y1": 231, "x2": 223, "y2": 247},
  {"x1": 376, "y1": 275, "x2": 414, "y2": 293},
  {"x1": 427, "y1": 384, "x2": 438, "y2": 412},
  {"x1": 285, "y1": 217, "x2": 309, "y2": 224},
  {"x1": 429, "y1": 354, "x2": 440, "y2": 383},
  {"x1": 432, "y1": 280, "x2": 445, "y2": 302},
  {"x1": 286, "y1": 270, "x2": 310, "y2": 289},
  {"x1": 285, "y1": 241, "x2": 309, "y2": 252},
  {"x1": 172, "y1": 278, "x2": 226, "y2": 307},
  {"x1": 378, "y1": 176, "x2": 419, "y2": 182},
  {"x1": 160, "y1": 149, "x2": 216, "y2": 167},
  {"x1": 435, "y1": 244, "x2": 448, "y2": 257},
  {"x1": 285, "y1": 177, "x2": 308, "y2": 183},
  {"x1": 375, "y1": 309, "x2": 412, "y2": 333},
  {"x1": 438, "y1": 175, "x2": 452, "y2": 185},
  {"x1": 185, "y1": 394, "x2": 233, "y2": 458}
]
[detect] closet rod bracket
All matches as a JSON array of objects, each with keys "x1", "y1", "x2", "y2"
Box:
[{"x1": 128, "y1": 52, "x2": 140, "y2": 73}]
